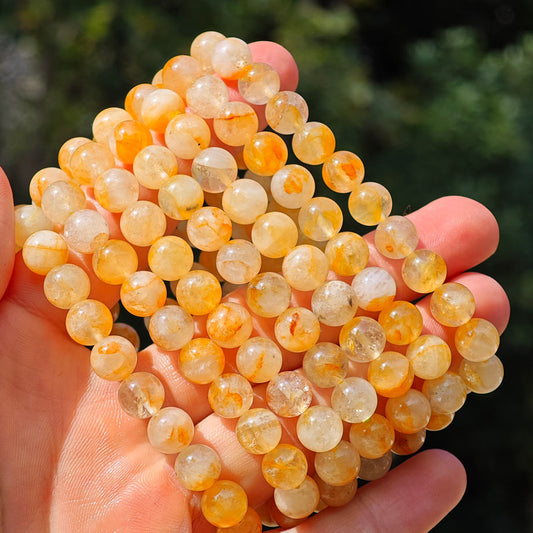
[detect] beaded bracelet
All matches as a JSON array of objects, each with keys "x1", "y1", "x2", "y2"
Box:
[{"x1": 16, "y1": 31, "x2": 504, "y2": 530}]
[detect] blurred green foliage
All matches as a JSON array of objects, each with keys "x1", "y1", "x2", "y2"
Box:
[{"x1": 1, "y1": 0, "x2": 532, "y2": 530}]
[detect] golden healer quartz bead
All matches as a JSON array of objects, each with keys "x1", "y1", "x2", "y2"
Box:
[
  {"x1": 201, "y1": 480, "x2": 248, "y2": 528},
  {"x1": 339, "y1": 316, "x2": 387, "y2": 363},
  {"x1": 402, "y1": 249, "x2": 447, "y2": 293},
  {"x1": 174, "y1": 443, "x2": 222, "y2": 491},
  {"x1": 236, "y1": 337, "x2": 283, "y2": 383},
  {"x1": 206, "y1": 302, "x2": 253, "y2": 348},
  {"x1": 235, "y1": 408, "x2": 283, "y2": 454},
  {"x1": 454, "y1": 317, "x2": 500, "y2": 362},
  {"x1": 430, "y1": 282, "x2": 476, "y2": 327},
  {"x1": 314, "y1": 440, "x2": 360, "y2": 486},
  {"x1": 265, "y1": 91, "x2": 309, "y2": 134},
  {"x1": 273, "y1": 476, "x2": 320, "y2": 520},
  {"x1": 22, "y1": 230, "x2": 69, "y2": 275},
  {"x1": 266, "y1": 371, "x2": 312, "y2": 417},
  {"x1": 65, "y1": 299, "x2": 113, "y2": 345},
  {"x1": 322, "y1": 150, "x2": 365, "y2": 193},
  {"x1": 208, "y1": 373, "x2": 254, "y2": 418},
  {"x1": 178, "y1": 337, "x2": 225, "y2": 384},
  {"x1": 44, "y1": 263, "x2": 91, "y2": 309},
  {"x1": 270, "y1": 164, "x2": 315, "y2": 209},
  {"x1": 40, "y1": 180, "x2": 86, "y2": 225},
  {"x1": 348, "y1": 182, "x2": 392, "y2": 226},
  {"x1": 262, "y1": 443, "x2": 308, "y2": 489},
  {"x1": 147, "y1": 406, "x2": 194, "y2": 454},
  {"x1": 296, "y1": 405, "x2": 344, "y2": 452},
  {"x1": 94, "y1": 168, "x2": 139, "y2": 213},
  {"x1": 302, "y1": 342, "x2": 348, "y2": 388},
  {"x1": 90, "y1": 335, "x2": 138, "y2": 381},
  {"x1": 14, "y1": 204, "x2": 54, "y2": 250},
  {"x1": 92, "y1": 239, "x2": 138, "y2": 285},
  {"x1": 120, "y1": 271, "x2": 167, "y2": 317},
  {"x1": 29, "y1": 167, "x2": 70, "y2": 207},
  {"x1": 243, "y1": 131, "x2": 288, "y2": 176},
  {"x1": 118, "y1": 371, "x2": 165, "y2": 419},
  {"x1": 349, "y1": 413, "x2": 395, "y2": 459}
]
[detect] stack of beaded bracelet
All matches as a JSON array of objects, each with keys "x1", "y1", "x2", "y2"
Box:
[{"x1": 16, "y1": 31, "x2": 504, "y2": 530}]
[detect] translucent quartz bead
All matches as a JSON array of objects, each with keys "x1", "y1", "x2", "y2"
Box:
[
  {"x1": 158, "y1": 174, "x2": 204, "y2": 220},
  {"x1": 140, "y1": 88, "x2": 185, "y2": 133},
  {"x1": 378, "y1": 300, "x2": 423, "y2": 345},
  {"x1": 92, "y1": 239, "x2": 138, "y2": 285},
  {"x1": 375, "y1": 215, "x2": 419, "y2": 259},
  {"x1": 206, "y1": 302, "x2": 253, "y2": 348},
  {"x1": 179, "y1": 337, "x2": 225, "y2": 384},
  {"x1": 348, "y1": 182, "x2": 392, "y2": 226},
  {"x1": 339, "y1": 316, "x2": 386, "y2": 363},
  {"x1": 132, "y1": 145, "x2": 178, "y2": 190},
  {"x1": 120, "y1": 200, "x2": 167, "y2": 247},
  {"x1": 148, "y1": 304, "x2": 194, "y2": 351},
  {"x1": 402, "y1": 249, "x2": 447, "y2": 293},
  {"x1": 216, "y1": 239, "x2": 262, "y2": 284},
  {"x1": 118, "y1": 372, "x2": 165, "y2": 419},
  {"x1": 270, "y1": 164, "x2": 315, "y2": 210},
  {"x1": 430, "y1": 282, "x2": 476, "y2": 327},
  {"x1": 186, "y1": 206, "x2": 232, "y2": 252},
  {"x1": 251, "y1": 212, "x2": 299, "y2": 258},
  {"x1": 236, "y1": 408, "x2": 282, "y2": 454},
  {"x1": 175, "y1": 270, "x2": 222, "y2": 315},
  {"x1": 208, "y1": 372, "x2": 254, "y2": 418},
  {"x1": 351, "y1": 267, "x2": 396, "y2": 312},
  {"x1": 236, "y1": 337, "x2": 283, "y2": 383},
  {"x1": 367, "y1": 351, "x2": 414, "y2": 398},
  {"x1": 298, "y1": 197, "x2": 343, "y2": 242},
  {"x1": 426, "y1": 412, "x2": 454, "y2": 431},
  {"x1": 273, "y1": 476, "x2": 320, "y2": 520},
  {"x1": 58, "y1": 137, "x2": 91, "y2": 178},
  {"x1": 186, "y1": 74, "x2": 229, "y2": 119},
  {"x1": 162, "y1": 55, "x2": 203, "y2": 98},
  {"x1": 65, "y1": 299, "x2": 113, "y2": 345},
  {"x1": 175, "y1": 443, "x2": 222, "y2": 491},
  {"x1": 192, "y1": 147, "x2": 238, "y2": 194},
  {"x1": 405, "y1": 334, "x2": 452, "y2": 380},
  {"x1": 22, "y1": 230, "x2": 69, "y2": 275},
  {"x1": 125, "y1": 83, "x2": 156, "y2": 121},
  {"x1": 349, "y1": 413, "x2": 395, "y2": 459},
  {"x1": 69, "y1": 140, "x2": 115, "y2": 185},
  {"x1": 213, "y1": 101, "x2": 258, "y2": 146},
  {"x1": 282, "y1": 245, "x2": 329, "y2": 292},
  {"x1": 148, "y1": 236, "x2": 193, "y2": 281},
  {"x1": 458, "y1": 355, "x2": 504, "y2": 394},
  {"x1": 266, "y1": 371, "x2": 312, "y2": 417},
  {"x1": 302, "y1": 342, "x2": 348, "y2": 388},
  {"x1": 238, "y1": 62, "x2": 281, "y2": 105},
  {"x1": 325, "y1": 231, "x2": 369, "y2": 277},
  {"x1": 322, "y1": 150, "x2": 365, "y2": 193},
  {"x1": 164, "y1": 113, "x2": 211, "y2": 160},
  {"x1": 296, "y1": 405, "x2": 343, "y2": 452},
  {"x1": 110, "y1": 322, "x2": 141, "y2": 352},
  {"x1": 90, "y1": 335, "x2": 137, "y2": 381},
  {"x1": 311, "y1": 280, "x2": 357, "y2": 327},
  {"x1": 274, "y1": 307, "x2": 321, "y2": 353},
  {"x1": 315, "y1": 476, "x2": 358, "y2": 508},
  {"x1": 262, "y1": 443, "x2": 308, "y2": 489},
  {"x1": 385, "y1": 389, "x2": 432, "y2": 433},
  {"x1": 422, "y1": 372, "x2": 468, "y2": 414},
  {"x1": 147, "y1": 406, "x2": 194, "y2": 454},
  {"x1": 265, "y1": 91, "x2": 309, "y2": 134},
  {"x1": 455, "y1": 317, "x2": 500, "y2": 362},
  {"x1": 29, "y1": 167, "x2": 70, "y2": 206},
  {"x1": 215, "y1": 506, "x2": 262, "y2": 533},
  {"x1": 201, "y1": 480, "x2": 248, "y2": 528},
  {"x1": 120, "y1": 271, "x2": 167, "y2": 317},
  {"x1": 361, "y1": 455, "x2": 394, "y2": 484},
  {"x1": 292, "y1": 122, "x2": 335, "y2": 165},
  {"x1": 94, "y1": 168, "x2": 139, "y2": 213},
  {"x1": 109, "y1": 119, "x2": 153, "y2": 165},
  {"x1": 44, "y1": 263, "x2": 91, "y2": 309},
  {"x1": 190, "y1": 31, "x2": 226, "y2": 73},
  {"x1": 63, "y1": 209, "x2": 109, "y2": 254},
  {"x1": 243, "y1": 132, "x2": 288, "y2": 176},
  {"x1": 14, "y1": 204, "x2": 54, "y2": 249},
  {"x1": 92, "y1": 107, "x2": 132, "y2": 144},
  {"x1": 331, "y1": 377, "x2": 378, "y2": 423},
  {"x1": 222, "y1": 178, "x2": 268, "y2": 225},
  {"x1": 314, "y1": 440, "x2": 360, "y2": 486},
  {"x1": 392, "y1": 429, "x2": 426, "y2": 455},
  {"x1": 212, "y1": 37, "x2": 252, "y2": 80},
  {"x1": 40, "y1": 180, "x2": 86, "y2": 225}
]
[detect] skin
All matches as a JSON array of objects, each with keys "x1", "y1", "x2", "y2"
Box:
[{"x1": 0, "y1": 41, "x2": 510, "y2": 533}]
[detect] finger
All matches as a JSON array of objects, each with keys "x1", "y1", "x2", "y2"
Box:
[{"x1": 0, "y1": 167, "x2": 16, "y2": 300}]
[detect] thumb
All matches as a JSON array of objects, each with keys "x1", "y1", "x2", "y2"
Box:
[{"x1": 0, "y1": 167, "x2": 15, "y2": 300}]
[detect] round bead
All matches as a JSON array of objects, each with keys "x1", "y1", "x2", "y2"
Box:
[
  {"x1": 148, "y1": 236, "x2": 194, "y2": 281},
  {"x1": 162, "y1": 55, "x2": 203, "y2": 98},
  {"x1": 216, "y1": 239, "x2": 262, "y2": 284},
  {"x1": 58, "y1": 137, "x2": 91, "y2": 177},
  {"x1": 212, "y1": 37, "x2": 252, "y2": 80},
  {"x1": 265, "y1": 91, "x2": 309, "y2": 134},
  {"x1": 110, "y1": 322, "x2": 141, "y2": 352},
  {"x1": 238, "y1": 62, "x2": 281, "y2": 105},
  {"x1": 325, "y1": 231, "x2": 369, "y2": 277},
  {"x1": 120, "y1": 201, "x2": 167, "y2": 247},
  {"x1": 426, "y1": 412, "x2": 455, "y2": 431},
  {"x1": 215, "y1": 506, "x2": 262, "y2": 533},
  {"x1": 302, "y1": 342, "x2": 348, "y2": 388},
  {"x1": 422, "y1": 372, "x2": 468, "y2": 414},
  {"x1": 65, "y1": 299, "x2": 113, "y2": 345},
  {"x1": 348, "y1": 182, "x2": 392, "y2": 226},
  {"x1": 402, "y1": 249, "x2": 447, "y2": 293},
  {"x1": 274, "y1": 307, "x2": 321, "y2": 353},
  {"x1": 29, "y1": 167, "x2": 71, "y2": 207},
  {"x1": 236, "y1": 337, "x2": 283, "y2": 383},
  {"x1": 246, "y1": 272, "x2": 291, "y2": 318},
  {"x1": 314, "y1": 476, "x2": 358, "y2": 508},
  {"x1": 296, "y1": 405, "x2": 343, "y2": 452},
  {"x1": 298, "y1": 197, "x2": 343, "y2": 242},
  {"x1": 322, "y1": 150, "x2": 365, "y2": 193},
  {"x1": 201, "y1": 480, "x2": 248, "y2": 529},
  {"x1": 282, "y1": 245, "x2": 329, "y2": 292},
  {"x1": 22, "y1": 230, "x2": 69, "y2": 275},
  {"x1": 405, "y1": 334, "x2": 452, "y2": 380},
  {"x1": 92, "y1": 239, "x2": 138, "y2": 285},
  {"x1": 69, "y1": 141, "x2": 115, "y2": 185},
  {"x1": 190, "y1": 31, "x2": 226, "y2": 73},
  {"x1": 208, "y1": 373, "x2": 254, "y2": 418},
  {"x1": 191, "y1": 147, "x2": 238, "y2": 194},
  {"x1": 206, "y1": 302, "x2": 253, "y2": 348},
  {"x1": 186, "y1": 74, "x2": 229, "y2": 119},
  {"x1": 351, "y1": 267, "x2": 396, "y2": 312},
  {"x1": 222, "y1": 178, "x2": 268, "y2": 225},
  {"x1": 125, "y1": 84, "x2": 156, "y2": 121},
  {"x1": 14, "y1": 205, "x2": 54, "y2": 250},
  {"x1": 147, "y1": 406, "x2": 194, "y2": 453},
  {"x1": 292, "y1": 122, "x2": 335, "y2": 165},
  {"x1": 367, "y1": 351, "x2": 414, "y2": 398},
  {"x1": 158, "y1": 174, "x2": 204, "y2": 220},
  {"x1": 455, "y1": 318, "x2": 500, "y2": 362},
  {"x1": 175, "y1": 270, "x2": 222, "y2": 315},
  {"x1": 117, "y1": 371, "x2": 165, "y2": 419},
  {"x1": 358, "y1": 452, "x2": 393, "y2": 481},
  {"x1": 266, "y1": 371, "x2": 312, "y2": 417},
  {"x1": 44, "y1": 263, "x2": 91, "y2": 309},
  {"x1": 378, "y1": 300, "x2": 423, "y2": 345},
  {"x1": 375, "y1": 215, "x2": 419, "y2": 259},
  {"x1": 187, "y1": 206, "x2": 232, "y2": 252},
  {"x1": 40, "y1": 180, "x2": 86, "y2": 225},
  {"x1": 270, "y1": 164, "x2": 315, "y2": 210},
  {"x1": 179, "y1": 337, "x2": 225, "y2": 384},
  {"x1": 90, "y1": 335, "x2": 137, "y2": 381},
  {"x1": 148, "y1": 304, "x2": 194, "y2": 351},
  {"x1": 165, "y1": 113, "x2": 211, "y2": 160},
  {"x1": 273, "y1": 476, "x2": 319, "y2": 520},
  {"x1": 339, "y1": 316, "x2": 387, "y2": 363},
  {"x1": 236, "y1": 408, "x2": 282, "y2": 454},
  {"x1": 140, "y1": 88, "x2": 185, "y2": 133},
  {"x1": 133, "y1": 144, "x2": 178, "y2": 190},
  {"x1": 430, "y1": 282, "x2": 476, "y2": 327},
  {"x1": 331, "y1": 377, "x2": 378, "y2": 423},
  {"x1": 251, "y1": 211, "x2": 299, "y2": 258},
  {"x1": 314, "y1": 440, "x2": 360, "y2": 486},
  {"x1": 243, "y1": 132, "x2": 288, "y2": 176},
  {"x1": 311, "y1": 280, "x2": 357, "y2": 327},
  {"x1": 94, "y1": 168, "x2": 139, "y2": 213},
  {"x1": 458, "y1": 355, "x2": 504, "y2": 394},
  {"x1": 392, "y1": 429, "x2": 426, "y2": 455},
  {"x1": 175, "y1": 443, "x2": 222, "y2": 491},
  {"x1": 92, "y1": 107, "x2": 132, "y2": 144},
  {"x1": 349, "y1": 413, "x2": 395, "y2": 459},
  {"x1": 385, "y1": 389, "x2": 432, "y2": 434},
  {"x1": 63, "y1": 209, "x2": 109, "y2": 254},
  {"x1": 213, "y1": 101, "x2": 258, "y2": 146},
  {"x1": 120, "y1": 271, "x2": 167, "y2": 317},
  {"x1": 109, "y1": 119, "x2": 153, "y2": 165},
  {"x1": 262, "y1": 444, "x2": 308, "y2": 489}
]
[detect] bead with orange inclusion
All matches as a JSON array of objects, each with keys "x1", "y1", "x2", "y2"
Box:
[
  {"x1": 190, "y1": 31, "x2": 226, "y2": 73},
  {"x1": 314, "y1": 476, "x2": 358, "y2": 508},
  {"x1": 57, "y1": 137, "x2": 91, "y2": 177},
  {"x1": 402, "y1": 249, "x2": 447, "y2": 293},
  {"x1": 120, "y1": 200, "x2": 167, "y2": 247},
  {"x1": 175, "y1": 270, "x2": 222, "y2": 315},
  {"x1": 186, "y1": 206, "x2": 232, "y2": 252},
  {"x1": 175, "y1": 443, "x2": 222, "y2": 491},
  {"x1": 262, "y1": 443, "x2": 308, "y2": 489},
  {"x1": 311, "y1": 280, "x2": 357, "y2": 327},
  {"x1": 296, "y1": 405, "x2": 344, "y2": 453},
  {"x1": 374, "y1": 215, "x2": 419, "y2": 259},
  {"x1": 186, "y1": 74, "x2": 229, "y2": 119},
  {"x1": 162, "y1": 54, "x2": 203, "y2": 98},
  {"x1": 266, "y1": 371, "x2": 312, "y2": 417},
  {"x1": 40, "y1": 180, "x2": 87, "y2": 226},
  {"x1": 148, "y1": 304, "x2": 194, "y2": 351},
  {"x1": 222, "y1": 178, "x2": 268, "y2": 225},
  {"x1": 367, "y1": 351, "x2": 414, "y2": 398},
  {"x1": 349, "y1": 413, "x2": 396, "y2": 459},
  {"x1": 325, "y1": 231, "x2": 369, "y2": 277},
  {"x1": 302, "y1": 342, "x2": 348, "y2": 388},
  {"x1": 314, "y1": 440, "x2": 360, "y2": 486},
  {"x1": 109, "y1": 119, "x2": 153, "y2": 165},
  {"x1": 236, "y1": 337, "x2": 283, "y2": 383},
  {"x1": 94, "y1": 168, "x2": 139, "y2": 213},
  {"x1": 165, "y1": 113, "x2": 211, "y2": 160},
  {"x1": 148, "y1": 236, "x2": 194, "y2": 281},
  {"x1": 348, "y1": 182, "x2": 392, "y2": 226},
  {"x1": 238, "y1": 62, "x2": 281, "y2": 105},
  {"x1": 405, "y1": 334, "x2": 452, "y2": 380},
  {"x1": 215, "y1": 506, "x2": 262, "y2": 533},
  {"x1": 422, "y1": 372, "x2": 468, "y2": 414},
  {"x1": 298, "y1": 196, "x2": 343, "y2": 242},
  {"x1": 216, "y1": 239, "x2": 262, "y2": 285},
  {"x1": 339, "y1": 316, "x2": 386, "y2": 363},
  {"x1": 92, "y1": 107, "x2": 133, "y2": 144},
  {"x1": 29, "y1": 167, "x2": 71, "y2": 206},
  {"x1": 147, "y1": 406, "x2": 194, "y2": 454},
  {"x1": 351, "y1": 267, "x2": 396, "y2": 312},
  {"x1": 385, "y1": 389, "x2": 432, "y2": 434},
  {"x1": 270, "y1": 164, "x2": 315, "y2": 209},
  {"x1": 22, "y1": 230, "x2": 69, "y2": 275},
  {"x1": 236, "y1": 408, "x2": 283, "y2": 454},
  {"x1": 125, "y1": 83, "x2": 156, "y2": 121},
  {"x1": 292, "y1": 122, "x2": 335, "y2": 165},
  {"x1": 158, "y1": 174, "x2": 204, "y2": 220},
  {"x1": 69, "y1": 140, "x2": 116, "y2": 186},
  {"x1": 118, "y1": 371, "x2": 165, "y2": 419},
  {"x1": 208, "y1": 373, "x2": 254, "y2": 418},
  {"x1": 15, "y1": 205, "x2": 54, "y2": 250},
  {"x1": 206, "y1": 302, "x2": 253, "y2": 348},
  {"x1": 282, "y1": 244, "x2": 329, "y2": 292},
  {"x1": 132, "y1": 144, "x2": 178, "y2": 190},
  {"x1": 243, "y1": 131, "x2": 288, "y2": 176},
  {"x1": 273, "y1": 476, "x2": 320, "y2": 520},
  {"x1": 426, "y1": 412, "x2": 454, "y2": 431},
  {"x1": 392, "y1": 429, "x2": 426, "y2": 455},
  {"x1": 65, "y1": 299, "x2": 113, "y2": 346},
  {"x1": 63, "y1": 209, "x2": 109, "y2": 254},
  {"x1": 179, "y1": 337, "x2": 225, "y2": 384},
  {"x1": 44, "y1": 263, "x2": 91, "y2": 309},
  {"x1": 455, "y1": 317, "x2": 500, "y2": 362},
  {"x1": 191, "y1": 147, "x2": 238, "y2": 194},
  {"x1": 322, "y1": 150, "x2": 365, "y2": 193},
  {"x1": 120, "y1": 271, "x2": 167, "y2": 317},
  {"x1": 90, "y1": 335, "x2": 137, "y2": 381},
  {"x1": 140, "y1": 88, "x2": 185, "y2": 133},
  {"x1": 331, "y1": 377, "x2": 378, "y2": 423},
  {"x1": 378, "y1": 300, "x2": 423, "y2": 345},
  {"x1": 92, "y1": 239, "x2": 138, "y2": 285},
  {"x1": 265, "y1": 91, "x2": 309, "y2": 135},
  {"x1": 358, "y1": 452, "x2": 393, "y2": 481},
  {"x1": 201, "y1": 480, "x2": 248, "y2": 528},
  {"x1": 251, "y1": 211, "x2": 299, "y2": 258},
  {"x1": 212, "y1": 37, "x2": 252, "y2": 80},
  {"x1": 213, "y1": 101, "x2": 259, "y2": 146},
  {"x1": 274, "y1": 306, "x2": 321, "y2": 353},
  {"x1": 458, "y1": 355, "x2": 504, "y2": 394},
  {"x1": 430, "y1": 282, "x2": 476, "y2": 327}
]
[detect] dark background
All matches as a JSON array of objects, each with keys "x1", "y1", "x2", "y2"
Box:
[{"x1": 1, "y1": 0, "x2": 532, "y2": 530}]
